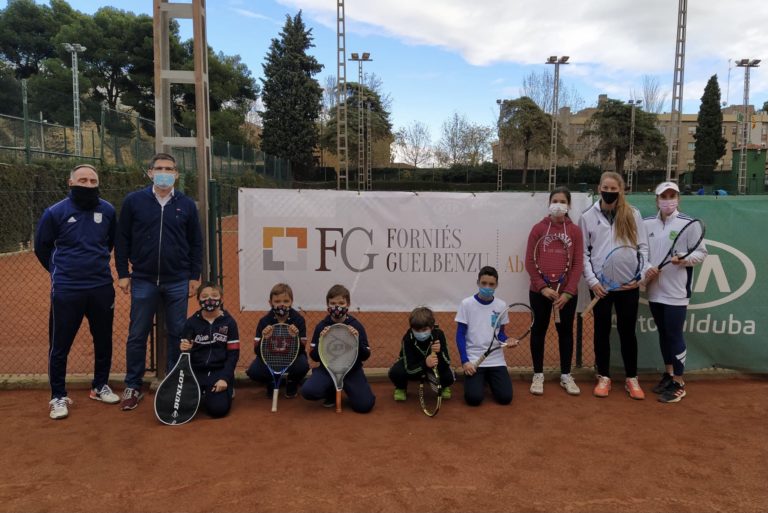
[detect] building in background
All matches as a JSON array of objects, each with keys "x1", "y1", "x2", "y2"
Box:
[{"x1": 493, "y1": 95, "x2": 768, "y2": 185}]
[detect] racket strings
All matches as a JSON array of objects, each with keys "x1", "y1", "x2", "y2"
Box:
[
  {"x1": 261, "y1": 326, "x2": 299, "y2": 371},
  {"x1": 599, "y1": 247, "x2": 642, "y2": 288},
  {"x1": 534, "y1": 239, "x2": 570, "y2": 284},
  {"x1": 672, "y1": 223, "x2": 704, "y2": 256},
  {"x1": 319, "y1": 327, "x2": 358, "y2": 373}
]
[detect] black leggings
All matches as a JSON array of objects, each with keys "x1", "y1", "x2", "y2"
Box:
[
  {"x1": 592, "y1": 288, "x2": 639, "y2": 378},
  {"x1": 528, "y1": 290, "x2": 577, "y2": 374}
]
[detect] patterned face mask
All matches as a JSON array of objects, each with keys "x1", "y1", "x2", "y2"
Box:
[
  {"x1": 327, "y1": 305, "x2": 348, "y2": 318},
  {"x1": 272, "y1": 305, "x2": 289, "y2": 317},
  {"x1": 199, "y1": 298, "x2": 222, "y2": 312}
]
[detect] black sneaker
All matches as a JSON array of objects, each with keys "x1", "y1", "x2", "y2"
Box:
[
  {"x1": 652, "y1": 373, "x2": 673, "y2": 394},
  {"x1": 266, "y1": 385, "x2": 275, "y2": 399},
  {"x1": 322, "y1": 396, "x2": 335, "y2": 408},
  {"x1": 285, "y1": 380, "x2": 298, "y2": 399},
  {"x1": 658, "y1": 381, "x2": 686, "y2": 403}
]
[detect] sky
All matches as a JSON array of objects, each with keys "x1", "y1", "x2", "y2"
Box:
[{"x1": 37, "y1": 0, "x2": 768, "y2": 147}]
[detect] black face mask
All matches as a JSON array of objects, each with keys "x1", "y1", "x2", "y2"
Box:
[
  {"x1": 600, "y1": 191, "x2": 619, "y2": 205},
  {"x1": 70, "y1": 186, "x2": 100, "y2": 210}
]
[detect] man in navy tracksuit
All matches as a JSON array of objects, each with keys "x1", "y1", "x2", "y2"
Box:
[
  {"x1": 115, "y1": 153, "x2": 203, "y2": 411},
  {"x1": 35, "y1": 164, "x2": 119, "y2": 420}
]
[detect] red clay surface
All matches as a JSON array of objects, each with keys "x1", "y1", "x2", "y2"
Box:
[{"x1": 1, "y1": 378, "x2": 765, "y2": 513}]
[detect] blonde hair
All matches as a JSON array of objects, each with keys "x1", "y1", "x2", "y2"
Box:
[{"x1": 600, "y1": 172, "x2": 637, "y2": 247}]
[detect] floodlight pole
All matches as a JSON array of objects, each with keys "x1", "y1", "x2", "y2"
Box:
[
  {"x1": 627, "y1": 99, "x2": 642, "y2": 192},
  {"x1": 336, "y1": 1, "x2": 349, "y2": 190},
  {"x1": 349, "y1": 52, "x2": 372, "y2": 191},
  {"x1": 63, "y1": 43, "x2": 86, "y2": 156},
  {"x1": 735, "y1": 58, "x2": 760, "y2": 195},
  {"x1": 666, "y1": 0, "x2": 687, "y2": 182},
  {"x1": 545, "y1": 56, "x2": 569, "y2": 192},
  {"x1": 496, "y1": 99, "x2": 504, "y2": 191}
]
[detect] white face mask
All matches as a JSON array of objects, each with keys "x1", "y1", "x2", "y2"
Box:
[
  {"x1": 658, "y1": 199, "x2": 678, "y2": 215},
  {"x1": 548, "y1": 203, "x2": 569, "y2": 216}
]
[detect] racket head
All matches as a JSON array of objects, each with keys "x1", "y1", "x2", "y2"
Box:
[
  {"x1": 502, "y1": 302, "x2": 534, "y2": 344},
  {"x1": 597, "y1": 245, "x2": 644, "y2": 290},
  {"x1": 154, "y1": 353, "x2": 201, "y2": 426},
  {"x1": 533, "y1": 234, "x2": 571, "y2": 288},
  {"x1": 419, "y1": 367, "x2": 441, "y2": 417},
  {"x1": 659, "y1": 218, "x2": 705, "y2": 267},
  {"x1": 259, "y1": 323, "x2": 300, "y2": 375},
  {"x1": 318, "y1": 323, "x2": 359, "y2": 391}
]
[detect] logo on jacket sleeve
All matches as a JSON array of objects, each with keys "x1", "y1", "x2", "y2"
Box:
[{"x1": 94, "y1": 212, "x2": 103, "y2": 224}]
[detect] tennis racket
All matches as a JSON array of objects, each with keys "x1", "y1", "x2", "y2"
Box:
[
  {"x1": 533, "y1": 233, "x2": 572, "y2": 323},
  {"x1": 657, "y1": 218, "x2": 705, "y2": 270},
  {"x1": 419, "y1": 349, "x2": 442, "y2": 418},
  {"x1": 473, "y1": 303, "x2": 534, "y2": 368},
  {"x1": 581, "y1": 245, "x2": 644, "y2": 317},
  {"x1": 318, "y1": 323, "x2": 359, "y2": 413},
  {"x1": 259, "y1": 323, "x2": 300, "y2": 412},
  {"x1": 154, "y1": 351, "x2": 201, "y2": 426}
]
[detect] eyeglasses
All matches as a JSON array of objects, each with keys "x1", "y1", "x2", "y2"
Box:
[{"x1": 152, "y1": 167, "x2": 176, "y2": 172}]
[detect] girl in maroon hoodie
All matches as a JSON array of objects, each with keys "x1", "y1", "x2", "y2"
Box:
[{"x1": 524, "y1": 187, "x2": 584, "y2": 396}]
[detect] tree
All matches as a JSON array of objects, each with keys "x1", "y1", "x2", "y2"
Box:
[
  {"x1": 762, "y1": 101, "x2": 768, "y2": 113},
  {"x1": 319, "y1": 82, "x2": 393, "y2": 167},
  {"x1": 260, "y1": 12, "x2": 323, "y2": 171},
  {"x1": 581, "y1": 98, "x2": 667, "y2": 176},
  {"x1": 693, "y1": 75, "x2": 727, "y2": 183},
  {"x1": 520, "y1": 70, "x2": 584, "y2": 114},
  {"x1": 0, "y1": 0, "x2": 58, "y2": 78},
  {"x1": 394, "y1": 121, "x2": 431, "y2": 168},
  {"x1": 498, "y1": 97, "x2": 550, "y2": 184},
  {"x1": 435, "y1": 113, "x2": 493, "y2": 166},
  {"x1": 434, "y1": 112, "x2": 471, "y2": 166},
  {"x1": 640, "y1": 75, "x2": 668, "y2": 115}
]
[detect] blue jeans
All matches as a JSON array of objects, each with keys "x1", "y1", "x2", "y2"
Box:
[{"x1": 124, "y1": 278, "x2": 188, "y2": 390}]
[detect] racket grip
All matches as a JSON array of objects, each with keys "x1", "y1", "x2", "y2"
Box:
[
  {"x1": 271, "y1": 389, "x2": 279, "y2": 413},
  {"x1": 473, "y1": 354, "x2": 487, "y2": 369},
  {"x1": 554, "y1": 307, "x2": 561, "y2": 323},
  {"x1": 581, "y1": 295, "x2": 600, "y2": 317},
  {"x1": 335, "y1": 390, "x2": 342, "y2": 413}
]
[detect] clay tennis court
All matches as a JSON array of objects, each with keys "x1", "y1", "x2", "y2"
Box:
[{"x1": 0, "y1": 378, "x2": 765, "y2": 512}]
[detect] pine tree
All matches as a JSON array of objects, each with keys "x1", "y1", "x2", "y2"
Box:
[
  {"x1": 260, "y1": 12, "x2": 323, "y2": 171},
  {"x1": 693, "y1": 75, "x2": 727, "y2": 183}
]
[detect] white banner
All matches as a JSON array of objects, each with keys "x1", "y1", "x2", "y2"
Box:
[{"x1": 239, "y1": 189, "x2": 593, "y2": 312}]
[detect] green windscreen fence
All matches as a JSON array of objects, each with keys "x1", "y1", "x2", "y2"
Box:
[{"x1": 626, "y1": 195, "x2": 766, "y2": 373}]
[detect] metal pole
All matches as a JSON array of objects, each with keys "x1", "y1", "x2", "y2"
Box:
[
  {"x1": 665, "y1": 0, "x2": 687, "y2": 182},
  {"x1": 627, "y1": 99, "x2": 641, "y2": 192},
  {"x1": 63, "y1": 43, "x2": 86, "y2": 157},
  {"x1": 366, "y1": 101, "x2": 373, "y2": 190},
  {"x1": 336, "y1": 0, "x2": 348, "y2": 190},
  {"x1": 546, "y1": 56, "x2": 569, "y2": 192},
  {"x1": 22, "y1": 80, "x2": 31, "y2": 164},
  {"x1": 496, "y1": 99, "x2": 503, "y2": 191},
  {"x1": 39, "y1": 111, "x2": 45, "y2": 155},
  {"x1": 735, "y1": 59, "x2": 760, "y2": 195}
]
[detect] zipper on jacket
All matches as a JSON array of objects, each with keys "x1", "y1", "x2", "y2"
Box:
[{"x1": 156, "y1": 203, "x2": 165, "y2": 286}]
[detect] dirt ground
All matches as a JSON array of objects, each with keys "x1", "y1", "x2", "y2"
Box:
[{"x1": 1, "y1": 378, "x2": 766, "y2": 513}]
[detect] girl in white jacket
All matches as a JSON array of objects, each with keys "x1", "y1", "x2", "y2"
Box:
[
  {"x1": 579, "y1": 172, "x2": 649, "y2": 400},
  {"x1": 643, "y1": 182, "x2": 707, "y2": 403}
]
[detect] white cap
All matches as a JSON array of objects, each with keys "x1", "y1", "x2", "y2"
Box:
[{"x1": 655, "y1": 181, "x2": 680, "y2": 195}]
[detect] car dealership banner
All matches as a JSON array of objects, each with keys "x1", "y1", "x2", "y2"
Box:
[
  {"x1": 239, "y1": 189, "x2": 593, "y2": 312},
  {"x1": 239, "y1": 190, "x2": 766, "y2": 372}
]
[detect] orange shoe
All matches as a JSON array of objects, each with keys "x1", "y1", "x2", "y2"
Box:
[
  {"x1": 593, "y1": 376, "x2": 611, "y2": 398},
  {"x1": 625, "y1": 377, "x2": 645, "y2": 400}
]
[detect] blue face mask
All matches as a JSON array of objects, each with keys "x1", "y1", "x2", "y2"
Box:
[
  {"x1": 152, "y1": 172, "x2": 175, "y2": 188},
  {"x1": 478, "y1": 287, "x2": 495, "y2": 298},
  {"x1": 412, "y1": 329, "x2": 432, "y2": 342}
]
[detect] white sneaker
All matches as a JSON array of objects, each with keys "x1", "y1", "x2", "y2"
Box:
[
  {"x1": 530, "y1": 373, "x2": 544, "y2": 395},
  {"x1": 49, "y1": 397, "x2": 73, "y2": 420},
  {"x1": 560, "y1": 374, "x2": 581, "y2": 395},
  {"x1": 89, "y1": 384, "x2": 120, "y2": 404}
]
